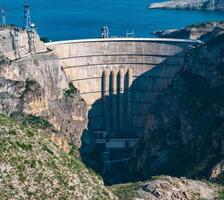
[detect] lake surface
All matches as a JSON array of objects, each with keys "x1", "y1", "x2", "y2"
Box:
[{"x1": 3, "y1": 0, "x2": 224, "y2": 41}]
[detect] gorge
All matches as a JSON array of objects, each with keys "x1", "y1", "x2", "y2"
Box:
[
  {"x1": 46, "y1": 37, "x2": 200, "y2": 183},
  {"x1": 0, "y1": 20, "x2": 224, "y2": 199}
]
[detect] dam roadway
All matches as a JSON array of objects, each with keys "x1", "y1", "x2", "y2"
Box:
[{"x1": 46, "y1": 38, "x2": 200, "y2": 138}]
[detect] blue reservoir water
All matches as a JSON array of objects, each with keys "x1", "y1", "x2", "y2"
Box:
[{"x1": 3, "y1": 0, "x2": 224, "y2": 41}]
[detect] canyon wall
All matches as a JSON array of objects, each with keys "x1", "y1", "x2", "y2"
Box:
[
  {"x1": 0, "y1": 27, "x2": 87, "y2": 147},
  {"x1": 128, "y1": 23, "x2": 224, "y2": 182}
]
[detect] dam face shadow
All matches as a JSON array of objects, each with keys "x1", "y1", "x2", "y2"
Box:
[{"x1": 79, "y1": 44, "x2": 192, "y2": 184}]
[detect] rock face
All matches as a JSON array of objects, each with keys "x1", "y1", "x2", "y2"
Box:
[
  {"x1": 128, "y1": 24, "x2": 224, "y2": 183},
  {"x1": 210, "y1": 160, "x2": 224, "y2": 179},
  {"x1": 0, "y1": 114, "x2": 117, "y2": 200},
  {"x1": 0, "y1": 27, "x2": 87, "y2": 147},
  {"x1": 149, "y1": 0, "x2": 224, "y2": 11},
  {"x1": 137, "y1": 176, "x2": 220, "y2": 200},
  {"x1": 0, "y1": 26, "x2": 47, "y2": 60}
]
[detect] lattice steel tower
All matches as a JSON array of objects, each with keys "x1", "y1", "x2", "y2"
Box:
[{"x1": 24, "y1": 1, "x2": 31, "y2": 30}]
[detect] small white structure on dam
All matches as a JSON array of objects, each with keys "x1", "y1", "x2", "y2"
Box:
[{"x1": 46, "y1": 38, "x2": 199, "y2": 141}]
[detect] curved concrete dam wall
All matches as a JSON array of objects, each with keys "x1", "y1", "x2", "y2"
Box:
[{"x1": 46, "y1": 38, "x2": 199, "y2": 137}]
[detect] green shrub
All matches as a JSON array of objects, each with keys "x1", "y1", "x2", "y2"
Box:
[
  {"x1": 16, "y1": 141, "x2": 32, "y2": 150},
  {"x1": 11, "y1": 112, "x2": 53, "y2": 130},
  {"x1": 24, "y1": 79, "x2": 37, "y2": 93},
  {"x1": 64, "y1": 83, "x2": 77, "y2": 97}
]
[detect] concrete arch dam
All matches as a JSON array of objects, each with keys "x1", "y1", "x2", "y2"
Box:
[{"x1": 47, "y1": 38, "x2": 199, "y2": 140}]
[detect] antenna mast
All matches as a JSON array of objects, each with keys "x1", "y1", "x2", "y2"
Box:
[{"x1": 24, "y1": 0, "x2": 31, "y2": 30}]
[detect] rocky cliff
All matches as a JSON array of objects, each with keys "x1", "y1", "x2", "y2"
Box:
[
  {"x1": 0, "y1": 27, "x2": 87, "y2": 147},
  {"x1": 149, "y1": 0, "x2": 224, "y2": 11},
  {"x1": 0, "y1": 113, "x2": 117, "y2": 200},
  {"x1": 128, "y1": 23, "x2": 224, "y2": 186}
]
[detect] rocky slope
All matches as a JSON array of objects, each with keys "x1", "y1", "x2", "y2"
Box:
[
  {"x1": 0, "y1": 113, "x2": 117, "y2": 200},
  {"x1": 149, "y1": 0, "x2": 224, "y2": 11},
  {"x1": 0, "y1": 27, "x2": 87, "y2": 147},
  {"x1": 128, "y1": 23, "x2": 224, "y2": 190},
  {"x1": 111, "y1": 176, "x2": 222, "y2": 200}
]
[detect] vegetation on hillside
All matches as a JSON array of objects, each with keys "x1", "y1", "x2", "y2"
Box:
[{"x1": 0, "y1": 114, "x2": 116, "y2": 200}]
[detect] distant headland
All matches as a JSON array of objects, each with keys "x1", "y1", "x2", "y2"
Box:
[{"x1": 149, "y1": 0, "x2": 224, "y2": 11}]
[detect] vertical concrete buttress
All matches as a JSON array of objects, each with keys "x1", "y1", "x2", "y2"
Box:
[
  {"x1": 110, "y1": 70, "x2": 117, "y2": 133},
  {"x1": 127, "y1": 69, "x2": 133, "y2": 132},
  {"x1": 102, "y1": 69, "x2": 110, "y2": 131},
  {"x1": 118, "y1": 69, "x2": 125, "y2": 133}
]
